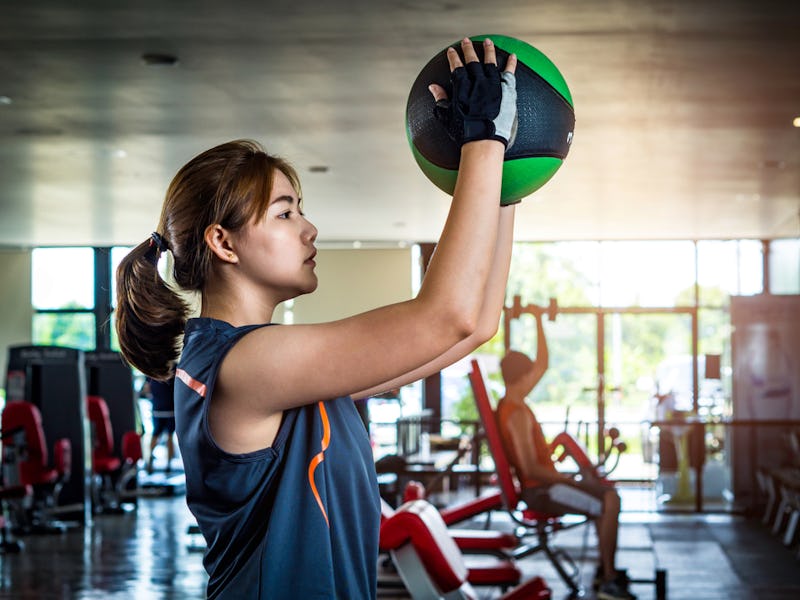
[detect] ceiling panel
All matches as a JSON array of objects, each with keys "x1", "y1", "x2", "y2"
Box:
[{"x1": 1, "y1": 0, "x2": 798, "y2": 247}]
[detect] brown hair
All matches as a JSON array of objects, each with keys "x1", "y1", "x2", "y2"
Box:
[{"x1": 115, "y1": 139, "x2": 301, "y2": 380}]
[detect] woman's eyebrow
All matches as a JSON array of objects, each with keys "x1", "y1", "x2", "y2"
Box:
[{"x1": 270, "y1": 195, "x2": 297, "y2": 207}]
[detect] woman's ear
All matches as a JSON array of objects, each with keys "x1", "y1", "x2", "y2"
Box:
[{"x1": 204, "y1": 224, "x2": 238, "y2": 264}]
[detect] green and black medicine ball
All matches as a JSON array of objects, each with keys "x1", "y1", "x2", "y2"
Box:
[{"x1": 406, "y1": 34, "x2": 575, "y2": 204}]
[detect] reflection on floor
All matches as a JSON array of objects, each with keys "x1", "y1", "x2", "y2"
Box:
[{"x1": 0, "y1": 487, "x2": 798, "y2": 599}]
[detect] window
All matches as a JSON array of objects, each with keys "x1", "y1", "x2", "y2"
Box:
[
  {"x1": 508, "y1": 241, "x2": 600, "y2": 307},
  {"x1": 697, "y1": 240, "x2": 763, "y2": 306},
  {"x1": 31, "y1": 248, "x2": 96, "y2": 350},
  {"x1": 599, "y1": 241, "x2": 696, "y2": 307},
  {"x1": 738, "y1": 240, "x2": 764, "y2": 296},
  {"x1": 32, "y1": 248, "x2": 94, "y2": 310},
  {"x1": 32, "y1": 312, "x2": 96, "y2": 351},
  {"x1": 770, "y1": 238, "x2": 800, "y2": 294}
]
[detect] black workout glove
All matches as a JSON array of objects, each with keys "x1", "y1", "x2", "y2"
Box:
[{"x1": 434, "y1": 60, "x2": 518, "y2": 148}]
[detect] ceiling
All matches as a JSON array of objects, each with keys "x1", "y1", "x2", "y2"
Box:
[{"x1": 1, "y1": 0, "x2": 799, "y2": 248}]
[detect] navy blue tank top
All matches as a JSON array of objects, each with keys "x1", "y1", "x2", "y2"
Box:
[{"x1": 175, "y1": 318, "x2": 380, "y2": 599}]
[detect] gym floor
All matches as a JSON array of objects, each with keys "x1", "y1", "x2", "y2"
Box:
[{"x1": 0, "y1": 486, "x2": 798, "y2": 599}]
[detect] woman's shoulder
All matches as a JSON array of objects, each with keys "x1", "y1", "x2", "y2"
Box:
[
  {"x1": 184, "y1": 317, "x2": 273, "y2": 345},
  {"x1": 179, "y1": 318, "x2": 274, "y2": 378},
  {"x1": 184, "y1": 316, "x2": 234, "y2": 335},
  {"x1": 181, "y1": 318, "x2": 231, "y2": 358}
]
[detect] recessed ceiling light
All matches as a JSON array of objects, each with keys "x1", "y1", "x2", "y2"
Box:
[
  {"x1": 0, "y1": 96, "x2": 11, "y2": 105},
  {"x1": 761, "y1": 160, "x2": 786, "y2": 169},
  {"x1": 141, "y1": 52, "x2": 179, "y2": 66},
  {"x1": 793, "y1": 116, "x2": 800, "y2": 128}
]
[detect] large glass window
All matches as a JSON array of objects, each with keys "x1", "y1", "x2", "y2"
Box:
[
  {"x1": 697, "y1": 240, "x2": 763, "y2": 305},
  {"x1": 606, "y1": 313, "x2": 694, "y2": 413},
  {"x1": 738, "y1": 240, "x2": 764, "y2": 296},
  {"x1": 599, "y1": 241, "x2": 696, "y2": 307},
  {"x1": 698, "y1": 307, "x2": 731, "y2": 414},
  {"x1": 31, "y1": 248, "x2": 96, "y2": 350},
  {"x1": 507, "y1": 242, "x2": 600, "y2": 307},
  {"x1": 32, "y1": 313, "x2": 96, "y2": 351},
  {"x1": 770, "y1": 238, "x2": 800, "y2": 294},
  {"x1": 32, "y1": 248, "x2": 94, "y2": 310}
]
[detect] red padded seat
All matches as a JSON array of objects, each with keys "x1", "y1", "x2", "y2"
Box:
[
  {"x1": 380, "y1": 498, "x2": 517, "y2": 554},
  {"x1": 381, "y1": 500, "x2": 467, "y2": 593},
  {"x1": 86, "y1": 396, "x2": 121, "y2": 473},
  {"x1": 381, "y1": 499, "x2": 552, "y2": 599},
  {"x1": 1, "y1": 402, "x2": 58, "y2": 487},
  {"x1": 121, "y1": 431, "x2": 143, "y2": 464},
  {"x1": 439, "y1": 490, "x2": 504, "y2": 525}
]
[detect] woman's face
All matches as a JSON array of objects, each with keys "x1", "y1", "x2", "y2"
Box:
[{"x1": 235, "y1": 170, "x2": 318, "y2": 301}]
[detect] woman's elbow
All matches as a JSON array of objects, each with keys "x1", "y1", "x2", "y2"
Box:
[
  {"x1": 421, "y1": 297, "x2": 484, "y2": 346},
  {"x1": 473, "y1": 316, "x2": 500, "y2": 346},
  {"x1": 449, "y1": 313, "x2": 499, "y2": 354},
  {"x1": 449, "y1": 310, "x2": 481, "y2": 342},
  {"x1": 445, "y1": 304, "x2": 501, "y2": 354}
]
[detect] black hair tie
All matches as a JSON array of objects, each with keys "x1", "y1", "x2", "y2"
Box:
[
  {"x1": 150, "y1": 231, "x2": 168, "y2": 252},
  {"x1": 146, "y1": 231, "x2": 168, "y2": 266}
]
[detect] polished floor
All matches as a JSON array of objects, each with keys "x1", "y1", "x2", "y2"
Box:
[{"x1": 1, "y1": 476, "x2": 798, "y2": 599}]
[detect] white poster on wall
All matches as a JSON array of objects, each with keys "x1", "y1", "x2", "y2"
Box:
[
  {"x1": 730, "y1": 294, "x2": 800, "y2": 502},
  {"x1": 732, "y1": 295, "x2": 800, "y2": 420}
]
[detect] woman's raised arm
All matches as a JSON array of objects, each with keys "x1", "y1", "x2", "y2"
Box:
[{"x1": 215, "y1": 38, "x2": 518, "y2": 420}]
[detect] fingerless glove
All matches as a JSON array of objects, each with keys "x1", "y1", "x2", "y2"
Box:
[{"x1": 434, "y1": 61, "x2": 518, "y2": 148}]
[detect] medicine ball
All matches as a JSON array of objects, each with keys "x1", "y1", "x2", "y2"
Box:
[{"x1": 406, "y1": 34, "x2": 575, "y2": 204}]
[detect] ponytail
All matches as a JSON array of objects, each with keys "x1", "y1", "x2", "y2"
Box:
[{"x1": 116, "y1": 235, "x2": 188, "y2": 380}]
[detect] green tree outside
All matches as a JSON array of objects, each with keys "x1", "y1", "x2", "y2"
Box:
[{"x1": 32, "y1": 305, "x2": 95, "y2": 351}]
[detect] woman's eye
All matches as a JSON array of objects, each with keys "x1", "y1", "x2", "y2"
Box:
[{"x1": 278, "y1": 211, "x2": 291, "y2": 219}]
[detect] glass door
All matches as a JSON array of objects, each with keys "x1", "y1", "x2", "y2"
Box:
[{"x1": 602, "y1": 310, "x2": 694, "y2": 485}]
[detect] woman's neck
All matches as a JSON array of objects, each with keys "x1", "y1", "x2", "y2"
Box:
[{"x1": 200, "y1": 279, "x2": 277, "y2": 326}]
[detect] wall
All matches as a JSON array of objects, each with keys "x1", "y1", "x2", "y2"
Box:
[
  {"x1": 0, "y1": 249, "x2": 34, "y2": 385},
  {"x1": 291, "y1": 248, "x2": 413, "y2": 323}
]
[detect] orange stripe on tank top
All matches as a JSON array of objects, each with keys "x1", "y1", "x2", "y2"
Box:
[
  {"x1": 175, "y1": 368, "x2": 207, "y2": 398},
  {"x1": 307, "y1": 401, "x2": 331, "y2": 527}
]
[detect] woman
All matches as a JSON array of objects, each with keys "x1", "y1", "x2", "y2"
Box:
[{"x1": 116, "y1": 38, "x2": 518, "y2": 599}]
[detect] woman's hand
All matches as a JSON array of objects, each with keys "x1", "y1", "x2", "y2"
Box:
[{"x1": 429, "y1": 38, "x2": 518, "y2": 148}]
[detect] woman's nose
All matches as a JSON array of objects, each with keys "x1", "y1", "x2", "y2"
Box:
[{"x1": 304, "y1": 219, "x2": 318, "y2": 243}]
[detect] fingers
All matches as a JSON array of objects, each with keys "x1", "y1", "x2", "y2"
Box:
[
  {"x1": 461, "y1": 37, "x2": 480, "y2": 64},
  {"x1": 446, "y1": 38, "x2": 480, "y2": 71},
  {"x1": 504, "y1": 52, "x2": 518, "y2": 75},
  {"x1": 428, "y1": 83, "x2": 448, "y2": 102},
  {"x1": 482, "y1": 38, "x2": 497, "y2": 66},
  {"x1": 445, "y1": 47, "x2": 463, "y2": 71},
  {"x1": 447, "y1": 37, "x2": 517, "y2": 72}
]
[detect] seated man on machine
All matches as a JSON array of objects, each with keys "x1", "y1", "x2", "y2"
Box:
[{"x1": 496, "y1": 306, "x2": 635, "y2": 600}]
